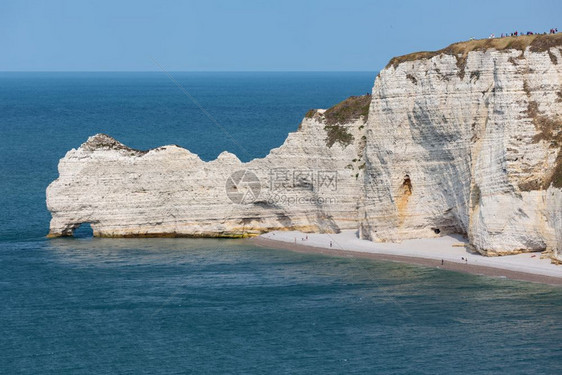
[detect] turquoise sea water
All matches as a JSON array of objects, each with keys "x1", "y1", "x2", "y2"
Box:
[{"x1": 1, "y1": 73, "x2": 561, "y2": 374}]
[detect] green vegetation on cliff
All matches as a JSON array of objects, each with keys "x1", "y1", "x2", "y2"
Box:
[
  {"x1": 324, "y1": 94, "x2": 371, "y2": 125},
  {"x1": 320, "y1": 94, "x2": 372, "y2": 148},
  {"x1": 324, "y1": 124, "x2": 354, "y2": 148}
]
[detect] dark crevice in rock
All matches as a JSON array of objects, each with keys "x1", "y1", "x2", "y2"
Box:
[
  {"x1": 548, "y1": 50, "x2": 558, "y2": 64},
  {"x1": 522, "y1": 80, "x2": 531, "y2": 96},
  {"x1": 402, "y1": 175, "x2": 413, "y2": 195},
  {"x1": 406, "y1": 73, "x2": 418, "y2": 84},
  {"x1": 471, "y1": 184, "x2": 481, "y2": 209}
]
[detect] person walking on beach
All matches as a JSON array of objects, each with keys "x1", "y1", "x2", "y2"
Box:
[
  {"x1": 441, "y1": 259, "x2": 444, "y2": 265},
  {"x1": 330, "y1": 241, "x2": 332, "y2": 248}
]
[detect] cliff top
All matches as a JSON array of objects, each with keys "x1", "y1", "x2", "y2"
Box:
[
  {"x1": 387, "y1": 33, "x2": 562, "y2": 68},
  {"x1": 304, "y1": 94, "x2": 371, "y2": 125}
]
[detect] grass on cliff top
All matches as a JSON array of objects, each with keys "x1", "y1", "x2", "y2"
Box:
[
  {"x1": 304, "y1": 109, "x2": 317, "y2": 118},
  {"x1": 323, "y1": 94, "x2": 371, "y2": 125},
  {"x1": 386, "y1": 33, "x2": 562, "y2": 68}
]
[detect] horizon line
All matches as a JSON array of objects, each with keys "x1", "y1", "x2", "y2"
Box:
[{"x1": 0, "y1": 70, "x2": 378, "y2": 73}]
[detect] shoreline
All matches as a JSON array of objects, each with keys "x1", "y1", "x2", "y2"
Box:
[{"x1": 250, "y1": 231, "x2": 562, "y2": 286}]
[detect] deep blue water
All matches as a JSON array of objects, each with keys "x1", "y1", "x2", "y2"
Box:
[
  {"x1": 0, "y1": 72, "x2": 373, "y2": 241},
  {"x1": 1, "y1": 73, "x2": 561, "y2": 374}
]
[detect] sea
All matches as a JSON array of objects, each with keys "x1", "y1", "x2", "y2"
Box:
[{"x1": 0, "y1": 72, "x2": 561, "y2": 374}]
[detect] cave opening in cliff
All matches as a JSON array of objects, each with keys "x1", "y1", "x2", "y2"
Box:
[
  {"x1": 73, "y1": 223, "x2": 93, "y2": 238},
  {"x1": 402, "y1": 175, "x2": 412, "y2": 195}
]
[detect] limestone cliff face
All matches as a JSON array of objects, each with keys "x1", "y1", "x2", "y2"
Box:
[
  {"x1": 47, "y1": 34, "x2": 561, "y2": 261},
  {"x1": 360, "y1": 34, "x2": 562, "y2": 261},
  {"x1": 46, "y1": 98, "x2": 369, "y2": 238}
]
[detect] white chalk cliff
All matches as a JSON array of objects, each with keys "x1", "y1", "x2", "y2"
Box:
[
  {"x1": 47, "y1": 34, "x2": 562, "y2": 262},
  {"x1": 47, "y1": 100, "x2": 369, "y2": 239}
]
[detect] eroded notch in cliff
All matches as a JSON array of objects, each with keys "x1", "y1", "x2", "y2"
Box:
[
  {"x1": 402, "y1": 175, "x2": 413, "y2": 195},
  {"x1": 53, "y1": 222, "x2": 96, "y2": 238},
  {"x1": 397, "y1": 175, "x2": 413, "y2": 225}
]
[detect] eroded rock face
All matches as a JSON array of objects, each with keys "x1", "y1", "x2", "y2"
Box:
[
  {"x1": 360, "y1": 35, "x2": 562, "y2": 260},
  {"x1": 47, "y1": 34, "x2": 561, "y2": 261},
  {"x1": 47, "y1": 104, "x2": 369, "y2": 238}
]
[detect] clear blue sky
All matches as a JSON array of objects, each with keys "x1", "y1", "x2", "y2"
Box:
[{"x1": 1, "y1": 0, "x2": 560, "y2": 71}]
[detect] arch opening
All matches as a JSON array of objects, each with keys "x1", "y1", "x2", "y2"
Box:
[{"x1": 73, "y1": 222, "x2": 94, "y2": 238}]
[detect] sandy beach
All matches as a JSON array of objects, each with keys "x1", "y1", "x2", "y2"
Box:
[{"x1": 251, "y1": 230, "x2": 562, "y2": 285}]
